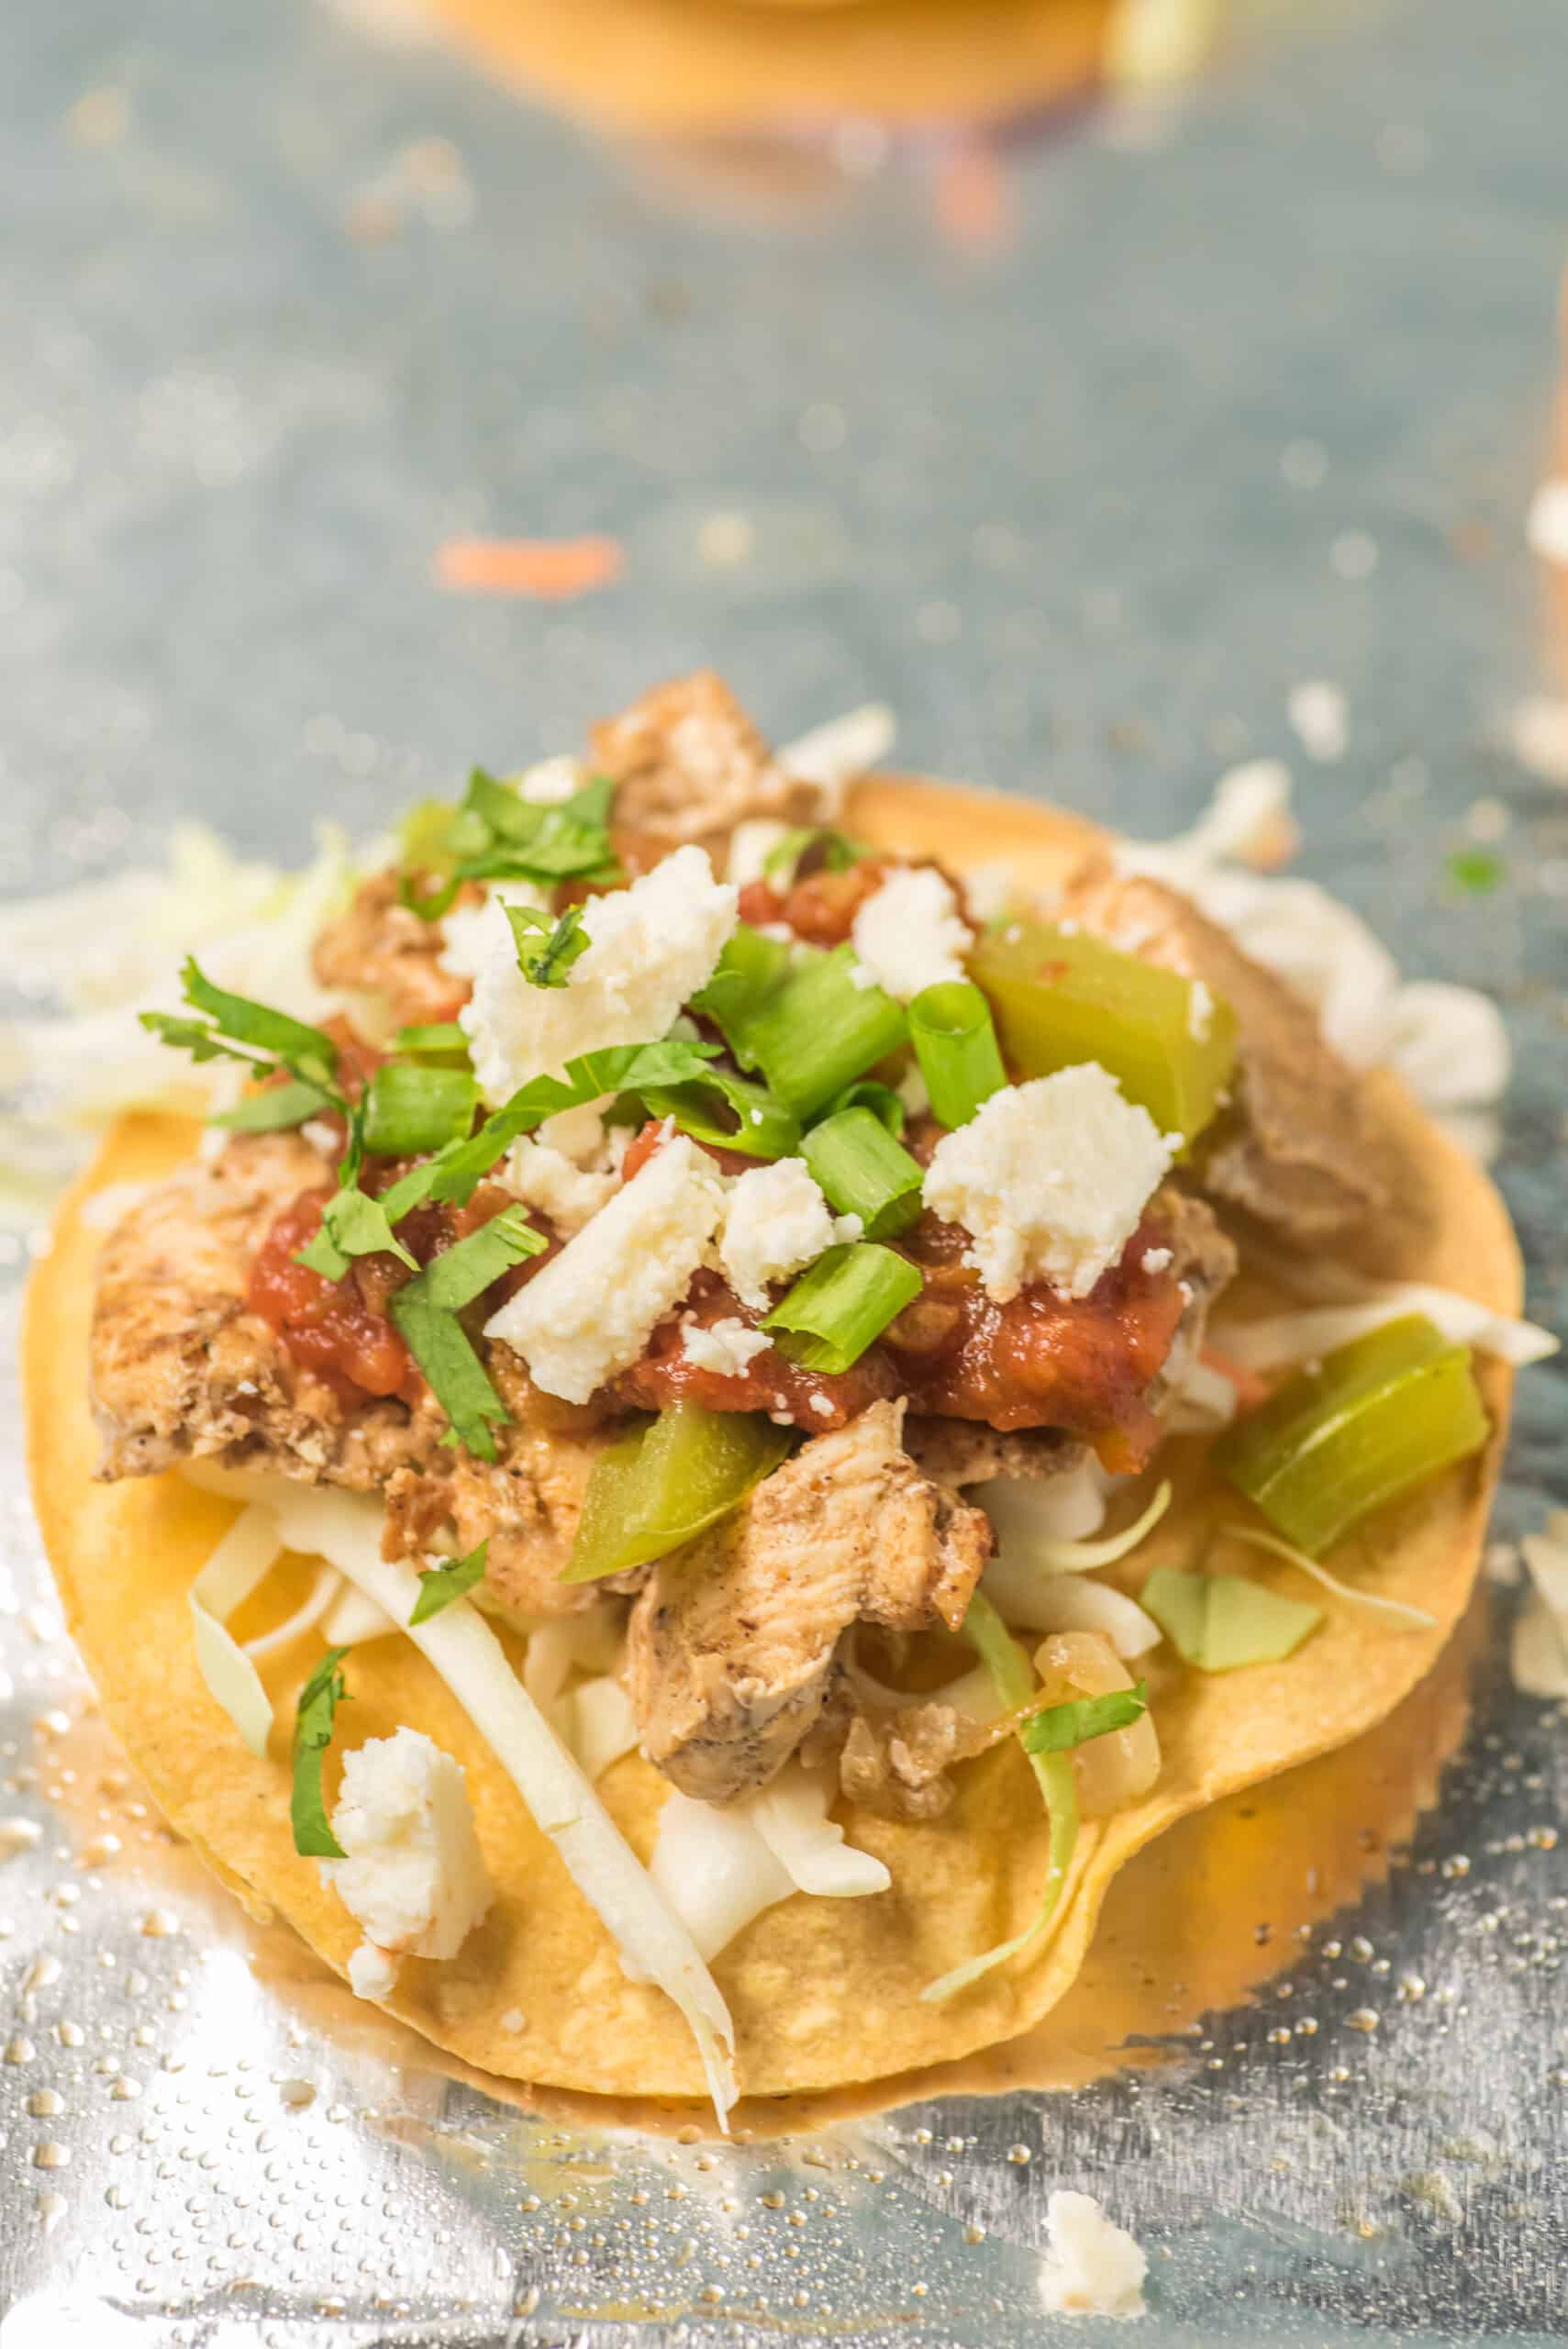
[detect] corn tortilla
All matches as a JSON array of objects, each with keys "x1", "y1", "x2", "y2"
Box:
[{"x1": 25, "y1": 782, "x2": 1519, "y2": 2099}]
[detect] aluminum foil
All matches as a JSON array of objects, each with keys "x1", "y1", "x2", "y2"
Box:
[{"x1": 3, "y1": 0, "x2": 1567, "y2": 2335}]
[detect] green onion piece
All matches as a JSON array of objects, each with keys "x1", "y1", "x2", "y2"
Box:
[
  {"x1": 210, "y1": 1077, "x2": 334, "y2": 1134},
  {"x1": 1215, "y1": 1313, "x2": 1490, "y2": 1556},
  {"x1": 635, "y1": 1070, "x2": 800, "y2": 1163},
  {"x1": 825, "y1": 1078, "x2": 906, "y2": 1136},
  {"x1": 723, "y1": 942, "x2": 907, "y2": 1121},
  {"x1": 1140, "y1": 1568, "x2": 1321, "y2": 1671},
  {"x1": 389, "y1": 1206, "x2": 545, "y2": 1458},
  {"x1": 692, "y1": 924, "x2": 797, "y2": 1067},
  {"x1": 362, "y1": 1063, "x2": 478, "y2": 1158},
  {"x1": 762, "y1": 1242, "x2": 921, "y2": 1374},
  {"x1": 921, "y1": 1591, "x2": 1077, "y2": 2004},
  {"x1": 291, "y1": 1645, "x2": 350, "y2": 1858},
  {"x1": 968, "y1": 919, "x2": 1237, "y2": 1146},
  {"x1": 562, "y1": 1405, "x2": 792, "y2": 1584},
  {"x1": 1021, "y1": 1681, "x2": 1149, "y2": 1756},
  {"x1": 395, "y1": 1022, "x2": 472, "y2": 1061},
  {"x1": 800, "y1": 1108, "x2": 923, "y2": 1241},
  {"x1": 504, "y1": 901, "x2": 589, "y2": 988},
  {"x1": 907, "y1": 981, "x2": 1007, "y2": 1129},
  {"x1": 409, "y1": 1539, "x2": 489, "y2": 1625},
  {"x1": 761, "y1": 826, "x2": 870, "y2": 888}
]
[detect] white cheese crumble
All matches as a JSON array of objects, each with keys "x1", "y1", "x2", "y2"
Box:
[
  {"x1": 727, "y1": 818, "x2": 790, "y2": 887},
  {"x1": 850, "y1": 864, "x2": 973, "y2": 1003},
  {"x1": 515, "y1": 753, "x2": 585, "y2": 805},
  {"x1": 460, "y1": 844, "x2": 738, "y2": 1103},
  {"x1": 1187, "y1": 976, "x2": 1214, "y2": 1042},
  {"x1": 485, "y1": 1132, "x2": 728, "y2": 1402},
  {"x1": 501, "y1": 1103, "x2": 630, "y2": 1237},
  {"x1": 321, "y1": 1728, "x2": 493, "y2": 2004},
  {"x1": 896, "y1": 1061, "x2": 931, "y2": 1119},
  {"x1": 718, "y1": 1158, "x2": 859, "y2": 1310},
  {"x1": 439, "y1": 880, "x2": 549, "y2": 983},
  {"x1": 1140, "y1": 1246, "x2": 1173, "y2": 1275},
  {"x1": 922, "y1": 1066, "x2": 1173, "y2": 1303},
  {"x1": 1038, "y1": 2190, "x2": 1148, "y2": 2319},
  {"x1": 680, "y1": 1316, "x2": 772, "y2": 1377}
]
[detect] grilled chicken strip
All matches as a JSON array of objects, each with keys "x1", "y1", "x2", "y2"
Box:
[
  {"x1": 590, "y1": 670, "x2": 822, "y2": 849},
  {"x1": 88, "y1": 1135, "x2": 611, "y2": 1619},
  {"x1": 626, "y1": 1399, "x2": 993, "y2": 1805},
  {"x1": 1061, "y1": 853, "x2": 1390, "y2": 1241},
  {"x1": 312, "y1": 867, "x2": 471, "y2": 1031}
]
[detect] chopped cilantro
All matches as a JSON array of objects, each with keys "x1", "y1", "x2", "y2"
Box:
[
  {"x1": 409, "y1": 1539, "x2": 489, "y2": 1625},
  {"x1": 291, "y1": 1647, "x2": 350, "y2": 1858},
  {"x1": 505, "y1": 900, "x2": 590, "y2": 989}
]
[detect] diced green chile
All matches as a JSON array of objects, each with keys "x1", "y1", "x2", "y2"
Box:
[{"x1": 563, "y1": 1404, "x2": 792, "y2": 1584}]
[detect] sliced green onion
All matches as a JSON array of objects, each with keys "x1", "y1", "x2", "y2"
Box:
[
  {"x1": 723, "y1": 943, "x2": 907, "y2": 1121},
  {"x1": 968, "y1": 919, "x2": 1237, "y2": 1146},
  {"x1": 922, "y1": 1591, "x2": 1077, "y2": 2004},
  {"x1": 634, "y1": 1070, "x2": 800, "y2": 1163},
  {"x1": 211, "y1": 1077, "x2": 335, "y2": 1134},
  {"x1": 291, "y1": 1645, "x2": 350, "y2": 1858},
  {"x1": 1215, "y1": 1313, "x2": 1490, "y2": 1556},
  {"x1": 409, "y1": 1539, "x2": 490, "y2": 1625},
  {"x1": 908, "y1": 981, "x2": 1006, "y2": 1130},
  {"x1": 692, "y1": 924, "x2": 796, "y2": 1066},
  {"x1": 825, "y1": 1078, "x2": 906, "y2": 1136},
  {"x1": 395, "y1": 1021, "x2": 472, "y2": 1060},
  {"x1": 800, "y1": 1107, "x2": 923, "y2": 1241},
  {"x1": 1140, "y1": 1568, "x2": 1321, "y2": 1671},
  {"x1": 362, "y1": 1063, "x2": 478, "y2": 1158},
  {"x1": 1021, "y1": 1680, "x2": 1149, "y2": 1756},
  {"x1": 762, "y1": 1241, "x2": 922, "y2": 1374},
  {"x1": 562, "y1": 1405, "x2": 792, "y2": 1585},
  {"x1": 1221, "y1": 1523, "x2": 1438, "y2": 1631}
]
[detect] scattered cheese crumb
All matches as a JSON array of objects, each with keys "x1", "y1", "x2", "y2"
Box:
[
  {"x1": 923, "y1": 1066, "x2": 1173, "y2": 1302},
  {"x1": 846, "y1": 958, "x2": 878, "y2": 991},
  {"x1": 960, "y1": 862, "x2": 1016, "y2": 924},
  {"x1": 439, "y1": 879, "x2": 549, "y2": 982},
  {"x1": 461, "y1": 844, "x2": 738, "y2": 1102},
  {"x1": 1039, "y1": 2189, "x2": 1148, "y2": 2319},
  {"x1": 1525, "y1": 478, "x2": 1568, "y2": 569},
  {"x1": 515, "y1": 754, "x2": 585, "y2": 805},
  {"x1": 1187, "y1": 976, "x2": 1214, "y2": 1041},
  {"x1": 502, "y1": 1106, "x2": 629, "y2": 1236},
  {"x1": 322, "y1": 1729, "x2": 493, "y2": 2004},
  {"x1": 681, "y1": 1316, "x2": 772, "y2": 1376},
  {"x1": 1140, "y1": 1246, "x2": 1173, "y2": 1274},
  {"x1": 727, "y1": 818, "x2": 790, "y2": 887},
  {"x1": 485, "y1": 1132, "x2": 728, "y2": 1401},
  {"x1": 1286, "y1": 679, "x2": 1349, "y2": 763},
  {"x1": 718, "y1": 1158, "x2": 855, "y2": 1310},
  {"x1": 808, "y1": 1393, "x2": 835, "y2": 1419},
  {"x1": 850, "y1": 865, "x2": 973, "y2": 1003}
]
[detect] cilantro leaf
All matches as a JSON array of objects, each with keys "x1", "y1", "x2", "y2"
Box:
[
  {"x1": 210, "y1": 1077, "x2": 336, "y2": 1134},
  {"x1": 1019, "y1": 1681, "x2": 1149, "y2": 1757},
  {"x1": 361, "y1": 1062, "x2": 478, "y2": 1156},
  {"x1": 180, "y1": 960, "x2": 340, "y2": 1087},
  {"x1": 389, "y1": 1205, "x2": 546, "y2": 1455},
  {"x1": 295, "y1": 1185, "x2": 418, "y2": 1280},
  {"x1": 409, "y1": 1539, "x2": 489, "y2": 1625},
  {"x1": 762, "y1": 827, "x2": 871, "y2": 889},
  {"x1": 291, "y1": 1647, "x2": 350, "y2": 1858},
  {"x1": 505, "y1": 900, "x2": 590, "y2": 989}
]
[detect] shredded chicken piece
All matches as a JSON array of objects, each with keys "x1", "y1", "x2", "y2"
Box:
[
  {"x1": 626, "y1": 1399, "x2": 993, "y2": 1804},
  {"x1": 1062, "y1": 853, "x2": 1390, "y2": 1240},
  {"x1": 590, "y1": 671, "x2": 821, "y2": 848},
  {"x1": 840, "y1": 1699, "x2": 1001, "y2": 1822},
  {"x1": 312, "y1": 868, "x2": 471, "y2": 1029}
]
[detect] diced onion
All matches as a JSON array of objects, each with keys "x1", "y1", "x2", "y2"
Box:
[
  {"x1": 1209, "y1": 1289, "x2": 1556, "y2": 1374},
  {"x1": 1031, "y1": 1631, "x2": 1161, "y2": 1817},
  {"x1": 1222, "y1": 1524, "x2": 1438, "y2": 1630},
  {"x1": 187, "y1": 1506, "x2": 284, "y2": 1759}
]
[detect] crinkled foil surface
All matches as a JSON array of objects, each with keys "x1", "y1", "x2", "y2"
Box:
[{"x1": 3, "y1": 0, "x2": 1567, "y2": 2337}]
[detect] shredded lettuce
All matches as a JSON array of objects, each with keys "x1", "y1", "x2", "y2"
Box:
[
  {"x1": 1209, "y1": 1288, "x2": 1556, "y2": 1375},
  {"x1": 992, "y1": 1569, "x2": 1162, "y2": 1657},
  {"x1": 187, "y1": 1505, "x2": 285, "y2": 1758},
  {"x1": 650, "y1": 1764, "x2": 888, "y2": 1963},
  {"x1": 1222, "y1": 1524, "x2": 1437, "y2": 1631},
  {"x1": 981, "y1": 1481, "x2": 1173, "y2": 1632}
]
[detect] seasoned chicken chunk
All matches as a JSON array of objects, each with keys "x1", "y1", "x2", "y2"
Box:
[
  {"x1": 591, "y1": 671, "x2": 820, "y2": 848},
  {"x1": 312, "y1": 868, "x2": 471, "y2": 1030},
  {"x1": 627, "y1": 1399, "x2": 993, "y2": 1804},
  {"x1": 89, "y1": 1138, "x2": 608, "y2": 1618},
  {"x1": 840, "y1": 1698, "x2": 1001, "y2": 1822},
  {"x1": 1061, "y1": 854, "x2": 1390, "y2": 1240}
]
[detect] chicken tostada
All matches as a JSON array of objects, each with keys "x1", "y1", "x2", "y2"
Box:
[{"x1": 24, "y1": 672, "x2": 1549, "y2": 2115}]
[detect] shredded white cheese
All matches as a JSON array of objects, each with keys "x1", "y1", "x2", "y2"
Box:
[
  {"x1": 485, "y1": 1132, "x2": 728, "y2": 1401},
  {"x1": 923, "y1": 1066, "x2": 1173, "y2": 1302},
  {"x1": 460, "y1": 843, "x2": 738, "y2": 1102},
  {"x1": 850, "y1": 864, "x2": 973, "y2": 1003}
]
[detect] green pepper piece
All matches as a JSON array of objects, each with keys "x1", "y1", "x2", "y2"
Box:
[
  {"x1": 562, "y1": 1403, "x2": 792, "y2": 1584},
  {"x1": 1215, "y1": 1313, "x2": 1490, "y2": 1556},
  {"x1": 967, "y1": 918, "x2": 1237, "y2": 1145}
]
